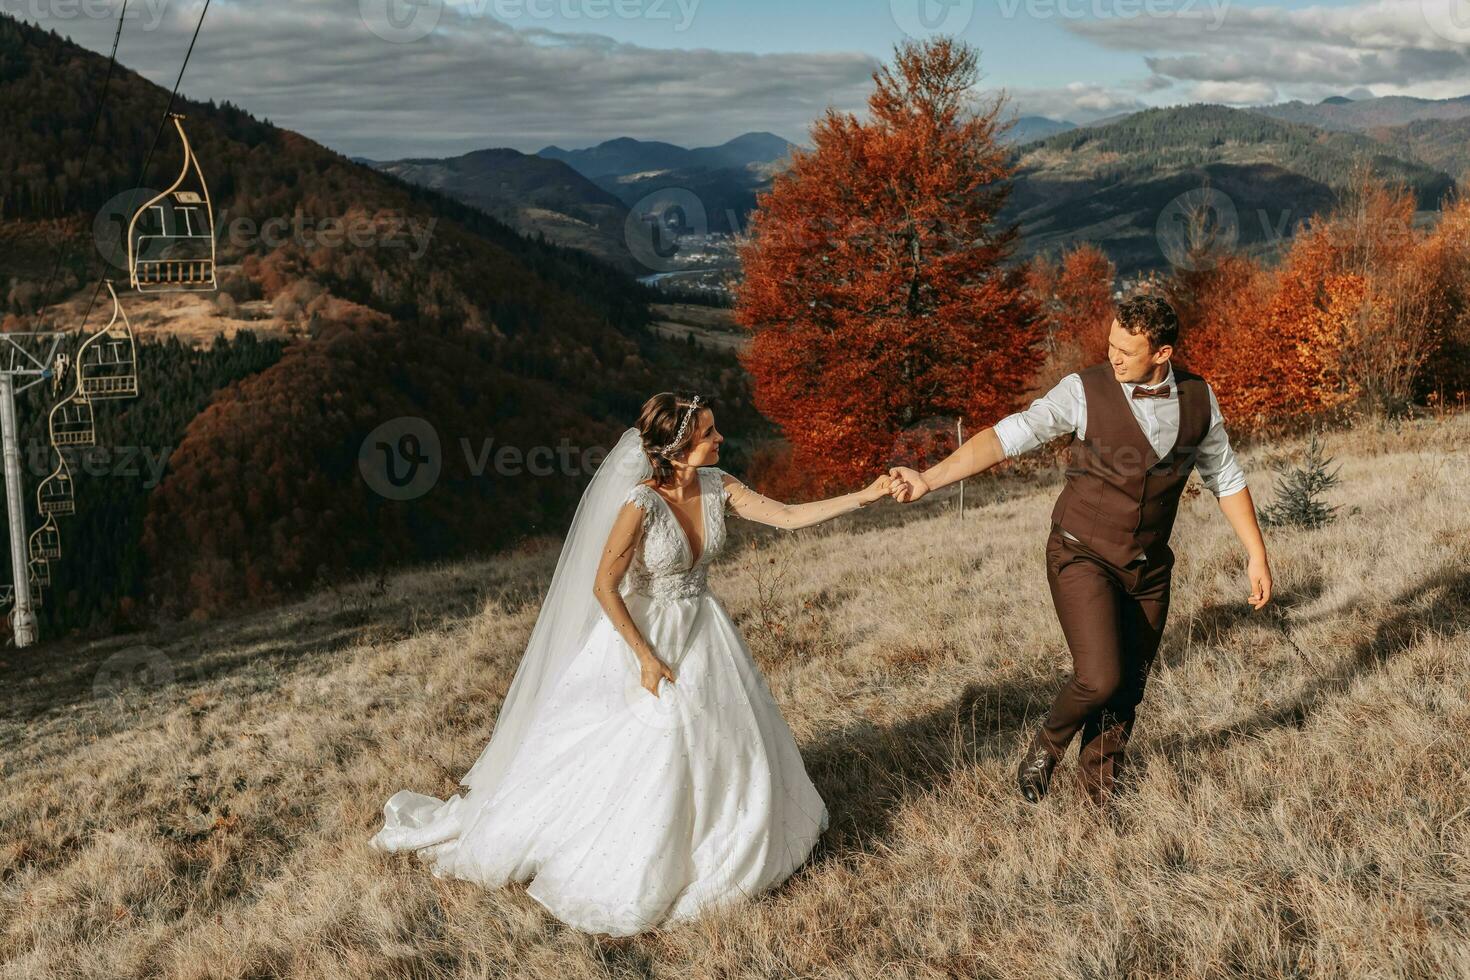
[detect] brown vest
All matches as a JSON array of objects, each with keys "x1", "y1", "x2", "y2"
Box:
[{"x1": 1050, "y1": 362, "x2": 1211, "y2": 568}]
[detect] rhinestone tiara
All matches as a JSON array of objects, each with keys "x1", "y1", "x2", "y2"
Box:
[{"x1": 656, "y1": 395, "x2": 703, "y2": 455}]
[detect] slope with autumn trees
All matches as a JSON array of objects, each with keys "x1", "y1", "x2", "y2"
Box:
[
  {"x1": 1166, "y1": 162, "x2": 1470, "y2": 429},
  {"x1": 0, "y1": 13, "x2": 763, "y2": 631}
]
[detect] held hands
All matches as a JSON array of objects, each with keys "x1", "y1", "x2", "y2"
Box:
[
  {"x1": 638, "y1": 653, "x2": 675, "y2": 698},
  {"x1": 886, "y1": 466, "x2": 931, "y2": 503},
  {"x1": 858, "y1": 473, "x2": 895, "y2": 505}
]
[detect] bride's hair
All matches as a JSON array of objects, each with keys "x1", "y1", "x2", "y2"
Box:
[{"x1": 637, "y1": 390, "x2": 711, "y2": 487}]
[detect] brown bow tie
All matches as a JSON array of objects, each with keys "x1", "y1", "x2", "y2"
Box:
[{"x1": 1131, "y1": 384, "x2": 1170, "y2": 400}]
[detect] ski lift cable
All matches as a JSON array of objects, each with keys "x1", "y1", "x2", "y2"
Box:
[
  {"x1": 131, "y1": 0, "x2": 216, "y2": 221},
  {"x1": 75, "y1": 0, "x2": 216, "y2": 335},
  {"x1": 32, "y1": 0, "x2": 132, "y2": 334}
]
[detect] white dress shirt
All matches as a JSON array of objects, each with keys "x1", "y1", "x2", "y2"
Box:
[{"x1": 992, "y1": 363, "x2": 1248, "y2": 554}]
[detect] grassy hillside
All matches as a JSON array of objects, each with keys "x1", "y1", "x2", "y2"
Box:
[
  {"x1": 2, "y1": 411, "x2": 1467, "y2": 978},
  {"x1": 1004, "y1": 104, "x2": 1457, "y2": 275},
  {"x1": 1013, "y1": 104, "x2": 1453, "y2": 199}
]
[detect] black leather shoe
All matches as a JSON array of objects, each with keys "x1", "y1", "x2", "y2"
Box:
[{"x1": 1017, "y1": 731, "x2": 1058, "y2": 804}]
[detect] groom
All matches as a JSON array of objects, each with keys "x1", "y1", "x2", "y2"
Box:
[{"x1": 888, "y1": 294, "x2": 1273, "y2": 806}]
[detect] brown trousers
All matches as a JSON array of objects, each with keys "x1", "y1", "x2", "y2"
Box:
[{"x1": 1040, "y1": 522, "x2": 1174, "y2": 803}]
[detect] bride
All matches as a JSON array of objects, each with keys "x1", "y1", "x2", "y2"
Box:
[{"x1": 370, "y1": 391, "x2": 892, "y2": 936}]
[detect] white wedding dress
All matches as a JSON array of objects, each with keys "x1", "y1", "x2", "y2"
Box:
[{"x1": 370, "y1": 465, "x2": 829, "y2": 936}]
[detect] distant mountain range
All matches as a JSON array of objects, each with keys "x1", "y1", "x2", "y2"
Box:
[
  {"x1": 369, "y1": 91, "x2": 1467, "y2": 282},
  {"x1": 1004, "y1": 115, "x2": 1078, "y2": 144},
  {"x1": 1248, "y1": 93, "x2": 1470, "y2": 133},
  {"x1": 367, "y1": 132, "x2": 802, "y2": 267},
  {"x1": 557, "y1": 133, "x2": 800, "y2": 239},
  {"x1": 539, "y1": 132, "x2": 798, "y2": 178},
  {"x1": 1366, "y1": 115, "x2": 1470, "y2": 184}
]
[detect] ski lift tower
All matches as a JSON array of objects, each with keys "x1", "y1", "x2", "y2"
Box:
[{"x1": 0, "y1": 330, "x2": 67, "y2": 647}]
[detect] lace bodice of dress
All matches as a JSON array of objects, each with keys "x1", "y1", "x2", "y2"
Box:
[{"x1": 623, "y1": 467, "x2": 730, "y2": 600}]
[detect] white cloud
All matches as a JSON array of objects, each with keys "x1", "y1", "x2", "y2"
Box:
[
  {"x1": 1188, "y1": 79, "x2": 1279, "y2": 104},
  {"x1": 36, "y1": 0, "x2": 880, "y2": 158},
  {"x1": 1062, "y1": 0, "x2": 1470, "y2": 100},
  {"x1": 1003, "y1": 80, "x2": 1155, "y2": 123}
]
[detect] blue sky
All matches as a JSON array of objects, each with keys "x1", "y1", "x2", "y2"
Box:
[
  {"x1": 504, "y1": 0, "x2": 1181, "y2": 76},
  {"x1": 22, "y1": 0, "x2": 1470, "y2": 158}
]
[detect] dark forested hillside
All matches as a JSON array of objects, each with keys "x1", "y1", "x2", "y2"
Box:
[
  {"x1": 0, "y1": 12, "x2": 761, "y2": 635},
  {"x1": 0, "y1": 332, "x2": 286, "y2": 633},
  {"x1": 1366, "y1": 115, "x2": 1470, "y2": 185},
  {"x1": 370, "y1": 148, "x2": 637, "y2": 273}
]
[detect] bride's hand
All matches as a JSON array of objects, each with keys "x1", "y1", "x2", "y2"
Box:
[
  {"x1": 639, "y1": 654, "x2": 676, "y2": 697},
  {"x1": 858, "y1": 473, "x2": 893, "y2": 504}
]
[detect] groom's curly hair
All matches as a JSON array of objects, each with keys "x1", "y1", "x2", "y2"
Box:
[
  {"x1": 1117, "y1": 293, "x2": 1180, "y2": 352},
  {"x1": 637, "y1": 390, "x2": 714, "y2": 488}
]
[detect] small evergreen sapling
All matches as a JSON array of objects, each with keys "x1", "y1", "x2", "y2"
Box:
[{"x1": 1259, "y1": 432, "x2": 1342, "y2": 529}]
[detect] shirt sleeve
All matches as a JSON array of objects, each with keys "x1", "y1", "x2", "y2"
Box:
[
  {"x1": 1196, "y1": 385, "x2": 1248, "y2": 498},
  {"x1": 992, "y1": 373, "x2": 1084, "y2": 458}
]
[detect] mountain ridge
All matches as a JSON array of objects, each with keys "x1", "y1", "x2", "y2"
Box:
[
  {"x1": 368, "y1": 147, "x2": 637, "y2": 272},
  {"x1": 1002, "y1": 102, "x2": 1457, "y2": 275}
]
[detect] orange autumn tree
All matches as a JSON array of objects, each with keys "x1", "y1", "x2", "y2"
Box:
[
  {"x1": 1025, "y1": 243, "x2": 1116, "y2": 395},
  {"x1": 1328, "y1": 169, "x2": 1454, "y2": 415},
  {"x1": 1416, "y1": 188, "x2": 1470, "y2": 400},
  {"x1": 1171, "y1": 165, "x2": 1452, "y2": 430},
  {"x1": 1191, "y1": 223, "x2": 1362, "y2": 430},
  {"x1": 736, "y1": 37, "x2": 1042, "y2": 490},
  {"x1": 1166, "y1": 251, "x2": 1269, "y2": 419}
]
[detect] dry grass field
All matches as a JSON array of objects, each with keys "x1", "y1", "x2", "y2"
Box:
[
  {"x1": 2, "y1": 413, "x2": 1468, "y2": 979},
  {"x1": 22, "y1": 266, "x2": 299, "y2": 346},
  {"x1": 647, "y1": 303, "x2": 747, "y2": 353}
]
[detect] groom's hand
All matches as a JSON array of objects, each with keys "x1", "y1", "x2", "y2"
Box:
[{"x1": 887, "y1": 466, "x2": 930, "y2": 503}]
